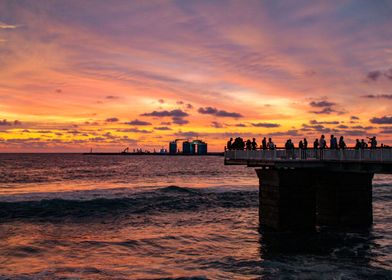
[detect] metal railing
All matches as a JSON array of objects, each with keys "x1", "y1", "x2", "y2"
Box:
[{"x1": 224, "y1": 148, "x2": 392, "y2": 162}]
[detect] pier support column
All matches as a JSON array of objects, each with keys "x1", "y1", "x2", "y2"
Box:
[
  {"x1": 256, "y1": 168, "x2": 316, "y2": 231},
  {"x1": 316, "y1": 172, "x2": 373, "y2": 228}
]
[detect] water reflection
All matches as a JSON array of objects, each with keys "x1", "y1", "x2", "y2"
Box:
[
  {"x1": 258, "y1": 228, "x2": 392, "y2": 279},
  {"x1": 260, "y1": 229, "x2": 372, "y2": 256}
]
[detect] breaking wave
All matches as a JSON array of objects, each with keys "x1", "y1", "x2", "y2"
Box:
[{"x1": 0, "y1": 186, "x2": 258, "y2": 221}]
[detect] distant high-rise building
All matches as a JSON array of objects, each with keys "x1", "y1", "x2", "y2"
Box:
[
  {"x1": 169, "y1": 141, "x2": 177, "y2": 154},
  {"x1": 182, "y1": 141, "x2": 191, "y2": 154},
  {"x1": 182, "y1": 141, "x2": 196, "y2": 154},
  {"x1": 197, "y1": 141, "x2": 207, "y2": 155},
  {"x1": 168, "y1": 139, "x2": 208, "y2": 154}
]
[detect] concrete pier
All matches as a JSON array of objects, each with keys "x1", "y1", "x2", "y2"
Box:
[
  {"x1": 225, "y1": 148, "x2": 391, "y2": 231},
  {"x1": 256, "y1": 168, "x2": 374, "y2": 230},
  {"x1": 256, "y1": 169, "x2": 316, "y2": 231},
  {"x1": 315, "y1": 171, "x2": 373, "y2": 228}
]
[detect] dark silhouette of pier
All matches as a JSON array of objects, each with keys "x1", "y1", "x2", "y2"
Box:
[{"x1": 225, "y1": 148, "x2": 392, "y2": 231}]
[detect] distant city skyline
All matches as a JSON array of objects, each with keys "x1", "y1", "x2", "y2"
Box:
[{"x1": 0, "y1": 0, "x2": 391, "y2": 152}]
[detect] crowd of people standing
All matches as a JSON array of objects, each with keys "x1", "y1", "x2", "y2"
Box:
[
  {"x1": 226, "y1": 135, "x2": 380, "y2": 151},
  {"x1": 228, "y1": 137, "x2": 276, "y2": 150}
]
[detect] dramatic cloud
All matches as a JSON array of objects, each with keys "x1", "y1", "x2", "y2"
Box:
[
  {"x1": 367, "y1": 70, "x2": 382, "y2": 81},
  {"x1": 198, "y1": 107, "x2": 243, "y2": 118},
  {"x1": 0, "y1": 119, "x2": 12, "y2": 126},
  {"x1": 211, "y1": 121, "x2": 225, "y2": 128},
  {"x1": 268, "y1": 130, "x2": 300, "y2": 137},
  {"x1": 66, "y1": 129, "x2": 81, "y2": 135},
  {"x1": 351, "y1": 125, "x2": 374, "y2": 130},
  {"x1": 0, "y1": 119, "x2": 22, "y2": 126},
  {"x1": 141, "y1": 110, "x2": 188, "y2": 118},
  {"x1": 351, "y1": 116, "x2": 360, "y2": 120},
  {"x1": 366, "y1": 68, "x2": 392, "y2": 81},
  {"x1": 125, "y1": 119, "x2": 152, "y2": 126},
  {"x1": 310, "y1": 107, "x2": 337, "y2": 115},
  {"x1": 198, "y1": 107, "x2": 220, "y2": 114},
  {"x1": 175, "y1": 131, "x2": 199, "y2": 139},
  {"x1": 309, "y1": 101, "x2": 336, "y2": 107},
  {"x1": 141, "y1": 109, "x2": 189, "y2": 125},
  {"x1": 172, "y1": 117, "x2": 188, "y2": 125},
  {"x1": 302, "y1": 123, "x2": 325, "y2": 130},
  {"x1": 105, "y1": 117, "x2": 119, "y2": 122},
  {"x1": 5, "y1": 137, "x2": 41, "y2": 143},
  {"x1": 158, "y1": 99, "x2": 165, "y2": 104},
  {"x1": 361, "y1": 94, "x2": 392, "y2": 99},
  {"x1": 309, "y1": 100, "x2": 341, "y2": 115},
  {"x1": 370, "y1": 116, "x2": 392, "y2": 124},
  {"x1": 105, "y1": 95, "x2": 120, "y2": 99},
  {"x1": 89, "y1": 137, "x2": 106, "y2": 142},
  {"x1": 385, "y1": 68, "x2": 392, "y2": 80},
  {"x1": 117, "y1": 128, "x2": 152, "y2": 133},
  {"x1": 301, "y1": 122, "x2": 342, "y2": 134},
  {"x1": 251, "y1": 122, "x2": 280, "y2": 128},
  {"x1": 342, "y1": 130, "x2": 367, "y2": 136},
  {"x1": 234, "y1": 123, "x2": 247, "y2": 127},
  {"x1": 154, "y1": 126, "x2": 172, "y2": 131},
  {"x1": 310, "y1": 120, "x2": 339, "y2": 125}
]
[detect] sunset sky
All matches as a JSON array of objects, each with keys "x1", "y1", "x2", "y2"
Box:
[{"x1": 0, "y1": 0, "x2": 391, "y2": 152}]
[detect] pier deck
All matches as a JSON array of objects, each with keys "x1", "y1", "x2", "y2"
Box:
[{"x1": 225, "y1": 148, "x2": 392, "y2": 173}]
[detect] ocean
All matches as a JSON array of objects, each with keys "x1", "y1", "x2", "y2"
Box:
[{"x1": 0, "y1": 154, "x2": 391, "y2": 279}]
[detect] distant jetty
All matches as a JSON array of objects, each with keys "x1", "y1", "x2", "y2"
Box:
[{"x1": 83, "y1": 152, "x2": 224, "y2": 156}]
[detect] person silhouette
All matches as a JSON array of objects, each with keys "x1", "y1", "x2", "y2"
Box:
[
  {"x1": 369, "y1": 136, "x2": 377, "y2": 149},
  {"x1": 314, "y1": 138, "x2": 319, "y2": 159},
  {"x1": 338, "y1": 136, "x2": 346, "y2": 149},
  {"x1": 227, "y1": 137, "x2": 233, "y2": 150},
  {"x1": 360, "y1": 139, "x2": 368, "y2": 149},
  {"x1": 267, "y1": 138, "x2": 275, "y2": 150},
  {"x1": 246, "y1": 139, "x2": 252, "y2": 150},
  {"x1": 262, "y1": 137, "x2": 267, "y2": 150},
  {"x1": 320, "y1": 135, "x2": 327, "y2": 149},
  {"x1": 355, "y1": 139, "x2": 361, "y2": 149},
  {"x1": 251, "y1": 138, "x2": 257, "y2": 150}
]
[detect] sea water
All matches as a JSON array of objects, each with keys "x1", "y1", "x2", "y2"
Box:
[{"x1": 0, "y1": 154, "x2": 391, "y2": 279}]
